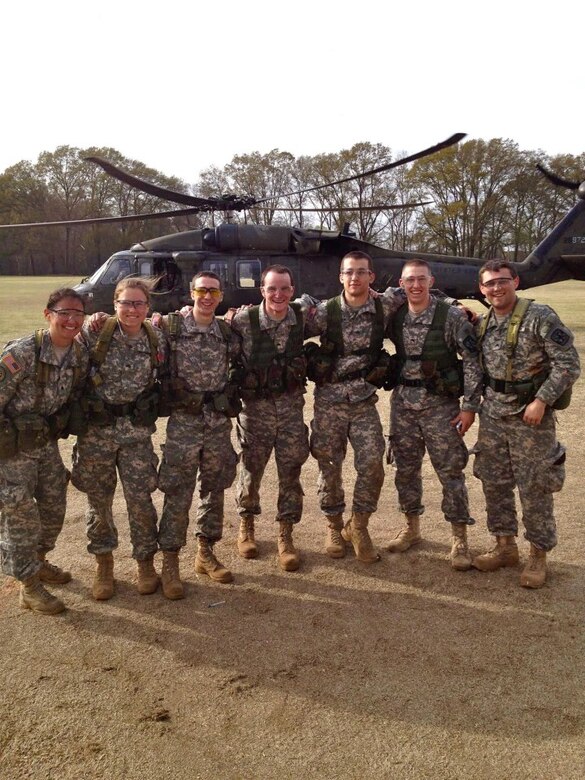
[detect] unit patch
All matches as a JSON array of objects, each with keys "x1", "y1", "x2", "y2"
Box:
[
  {"x1": 1, "y1": 352, "x2": 22, "y2": 375},
  {"x1": 547, "y1": 327, "x2": 572, "y2": 347},
  {"x1": 462, "y1": 334, "x2": 478, "y2": 354}
]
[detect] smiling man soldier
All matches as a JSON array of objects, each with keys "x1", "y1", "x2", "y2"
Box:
[
  {"x1": 471, "y1": 260, "x2": 580, "y2": 588},
  {"x1": 229, "y1": 265, "x2": 310, "y2": 571}
]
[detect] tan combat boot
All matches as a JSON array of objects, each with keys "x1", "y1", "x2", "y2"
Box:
[
  {"x1": 195, "y1": 537, "x2": 234, "y2": 583},
  {"x1": 161, "y1": 551, "x2": 185, "y2": 600},
  {"x1": 520, "y1": 544, "x2": 547, "y2": 589},
  {"x1": 472, "y1": 536, "x2": 519, "y2": 572},
  {"x1": 450, "y1": 523, "x2": 473, "y2": 571},
  {"x1": 386, "y1": 514, "x2": 422, "y2": 553},
  {"x1": 237, "y1": 515, "x2": 258, "y2": 559},
  {"x1": 136, "y1": 556, "x2": 159, "y2": 595},
  {"x1": 37, "y1": 553, "x2": 72, "y2": 584},
  {"x1": 324, "y1": 514, "x2": 346, "y2": 559},
  {"x1": 277, "y1": 521, "x2": 300, "y2": 571},
  {"x1": 92, "y1": 552, "x2": 114, "y2": 600},
  {"x1": 19, "y1": 572, "x2": 66, "y2": 615},
  {"x1": 342, "y1": 512, "x2": 380, "y2": 563}
]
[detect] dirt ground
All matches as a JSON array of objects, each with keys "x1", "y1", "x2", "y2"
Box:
[{"x1": 1, "y1": 321, "x2": 584, "y2": 779}]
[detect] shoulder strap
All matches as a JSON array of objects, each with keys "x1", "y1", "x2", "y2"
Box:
[
  {"x1": 91, "y1": 316, "x2": 118, "y2": 367},
  {"x1": 285, "y1": 303, "x2": 305, "y2": 358},
  {"x1": 217, "y1": 318, "x2": 231, "y2": 342},
  {"x1": 142, "y1": 320, "x2": 161, "y2": 369},
  {"x1": 505, "y1": 298, "x2": 532, "y2": 381},
  {"x1": 325, "y1": 296, "x2": 344, "y2": 355}
]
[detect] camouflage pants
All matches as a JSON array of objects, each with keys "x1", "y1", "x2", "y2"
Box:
[
  {"x1": 158, "y1": 412, "x2": 238, "y2": 548},
  {"x1": 0, "y1": 441, "x2": 69, "y2": 581},
  {"x1": 472, "y1": 408, "x2": 564, "y2": 551},
  {"x1": 310, "y1": 395, "x2": 385, "y2": 516},
  {"x1": 390, "y1": 393, "x2": 473, "y2": 524},
  {"x1": 236, "y1": 393, "x2": 309, "y2": 524},
  {"x1": 71, "y1": 423, "x2": 159, "y2": 560}
]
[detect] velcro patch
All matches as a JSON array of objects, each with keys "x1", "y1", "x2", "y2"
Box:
[
  {"x1": 547, "y1": 327, "x2": 571, "y2": 347},
  {"x1": 1, "y1": 352, "x2": 22, "y2": 375}
]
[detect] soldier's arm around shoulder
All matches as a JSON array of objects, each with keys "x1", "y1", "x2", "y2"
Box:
[{"x1": 448, "y1": 307, "x2": 483, "y2": 412}]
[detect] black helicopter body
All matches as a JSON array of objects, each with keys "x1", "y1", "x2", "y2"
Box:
[
  {"x1": 74, "y1": 191, "x2": 585, "y2": 314},
  {"x1": 3, "y1": 134, "x2": 585, "y2": 308}
]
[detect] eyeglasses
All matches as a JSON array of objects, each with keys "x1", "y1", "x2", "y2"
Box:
[
  {"x1": 480, "y1": 278, "x2": 514, "y2": 289},
  {"x1": 340, "y1": 269, "x2": 371, "y2": 277},
  {"x1": 115, "y1": 300, "x2": 149, "y2": 309},
  {"x1": 402, "y1": 275, "x2": 431, "y2": 285},
  {"x1": 262, "y1": 286, "x2": 293, "y2": 294},
  {"x1": 192, "y1": 287, "x2": 222, "y2": 298},
  {"x1": 49, "y1": 309, "x2": 85, "y2": 321}
]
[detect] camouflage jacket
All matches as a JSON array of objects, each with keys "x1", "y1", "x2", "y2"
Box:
[
  {"x1": 477, "y1": 299, "x2": 580, "y2": 417},
  {"x1": 79, "y1": 321, "x2": 167, "y2": 406},
  {"x1": 392, "y1": 296, "x2": 483, "y2": 412},
  {"x1": 304, "y1": 287, "x2": 407, "y2": 404},
  {"x1": 161, "y1": 313, "x2": 241, "y2": 427},
  {"x1": 0, "y1": 330, "x2": 89, "y2": 418}
]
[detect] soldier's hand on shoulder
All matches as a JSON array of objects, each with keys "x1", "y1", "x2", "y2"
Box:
[{"x1": 88, "y1": 312, "x2": 109, "y2": 332}]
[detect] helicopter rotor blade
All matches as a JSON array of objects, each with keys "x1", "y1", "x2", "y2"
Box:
[
  {"x1": 0, "y1": 207, "x2": 206, "y2": 229},
  {"x1": 84, "y1": 156, "x2": 256, "y2": 211},
  {"x1": 536, "y1": 163, "x2": 580, "y2": 191},
  {"x1": 249, "y1": 201, "x2": 432, "y2": 213},
  {"x1": 254, "y1": 133, "x2": 467, "y2": 205}
]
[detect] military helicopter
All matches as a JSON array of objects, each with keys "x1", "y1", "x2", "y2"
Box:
[{"x1": 2, "y1": 134, "x2": 585, "y2": 313}]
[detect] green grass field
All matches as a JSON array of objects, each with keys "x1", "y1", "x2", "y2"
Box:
[
  {"x1": 0, "y1": 276, "x2": 84, "y2": 344},
  {"x1": 1, "y1": 275, "x2": 584, "y2": 347}
]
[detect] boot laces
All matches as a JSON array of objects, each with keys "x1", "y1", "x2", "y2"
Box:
[{"x1": 42, "y1": 561, "x2": 65, "y2": 576}]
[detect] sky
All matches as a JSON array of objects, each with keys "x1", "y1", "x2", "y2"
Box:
[{"x1": 2, "y1": 0, "x2": 584, "y2": 186}]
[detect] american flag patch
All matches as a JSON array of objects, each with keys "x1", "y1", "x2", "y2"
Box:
[{"x1": 1, "y1": 352, "x2": 22, "y2": 375}]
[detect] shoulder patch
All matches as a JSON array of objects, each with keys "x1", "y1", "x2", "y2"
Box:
[
  {"x1": 1, "y1": 352, "x2": 22, "y2": 375},
  {"x1": 462, "y1": 334, "x2": 478, "y2": 354},
  {"x1": 547, "y1": 326, "x2": 572, "y2": 347}
]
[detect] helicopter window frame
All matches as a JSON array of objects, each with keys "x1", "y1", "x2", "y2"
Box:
[
  {"x1": 101, "y1": 256, "x2": 133, "y2": 285},
  {"x1": 236, "y1": 259, "x2": 261, "y2": 289},
  {"x1": 201, "y1": 260, "x2": 230, "y2": 289}
]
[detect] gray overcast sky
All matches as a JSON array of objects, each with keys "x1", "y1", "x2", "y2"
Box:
[{"x1": 2, "y1": 0, "x2": 583, "y2": 184}]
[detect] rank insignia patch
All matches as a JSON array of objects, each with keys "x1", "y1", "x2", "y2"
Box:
[{"x1": 1, "y1": 352, "x2": 22, "y2": 375}]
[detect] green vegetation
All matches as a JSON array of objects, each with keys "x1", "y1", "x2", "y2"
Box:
[{"x1": 0, "y1": 276, "x2": 81, "y2": 344}]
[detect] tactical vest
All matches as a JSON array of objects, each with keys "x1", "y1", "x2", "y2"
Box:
[
  {"x1": 0, "y1": 331, "x2": 85, "y2": 459},
  {"x1": 305, "y1": 296, "x2": 388, "y2": 386},
  {"x1": 85, "y1": 316, "x2": 163, "y2": 426},
  {"x1": 478, "y1": 297, "x2": 571, "y2": 410},
  {"x1": 239, "y1": 303, "x2": 306, "y2": 398},
  {"x1": 162, "y1": 313, "x2": 240, "y2": 417},
  {"x1": 387, "y1": 300, "x2": 463, "y2": 398}
]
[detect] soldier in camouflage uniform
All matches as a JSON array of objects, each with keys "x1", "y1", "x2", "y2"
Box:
[
  {"x1": 230, "y1": 265, "x2": 310, "y2": 572},
  {"x1": 472, "y1": 260, "x2": 580, "y2": 588},
  {"x1": 72, "y1": 279, "x2": 166, "y2": 601},
  {"x1": 305, "y1": 251, "x2": 411, "y2": 563},
  {"x1": 157, "y1": 272, "x2": 240, "y2": 598},
  {"x1": 0, "y1": 288, "x2": 88, "y2": 614},
  {"x1": 385, "y1": 259, "x2": 483, "y2": 570}
]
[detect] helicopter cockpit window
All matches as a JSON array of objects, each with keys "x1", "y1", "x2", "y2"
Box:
[
  {"x1": 102, "y1": 257, "x2": 132, "y2": 284},
  {"x1": 236, "y1": 259, "x2": 261, "y2": 288}
]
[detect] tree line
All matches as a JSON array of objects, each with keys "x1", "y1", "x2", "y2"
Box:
[{"x1": 0, "y1": 139, "x2": 583, "y2": 276}]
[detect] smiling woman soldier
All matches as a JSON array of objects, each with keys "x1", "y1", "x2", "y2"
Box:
[
  {"x1": 0, "y1": 288, "x2": 89, "y2": 614},
  {"x1": 72, "y1": 278, "x2": 167, "y2": 601}
]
